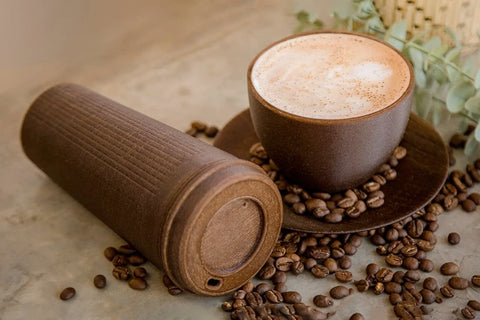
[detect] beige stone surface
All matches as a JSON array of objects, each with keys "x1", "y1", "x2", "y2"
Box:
[{"x1": 1, "y1": 1, "x2": 479, "y2": 319}]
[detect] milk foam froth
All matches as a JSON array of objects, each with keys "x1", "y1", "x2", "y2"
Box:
[{"x1": 251, "y1": 33, "x2": 411, "y2": 119}]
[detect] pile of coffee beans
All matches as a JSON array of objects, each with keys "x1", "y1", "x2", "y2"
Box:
[
  {"x1": 185, "y1": 121, "x2": 219, "y2": 138},
  {"x1": 104, "y1": 244, "x2": 149, "y2": 290},
  {"x1": 248, "y1": 142, "x2": 406, "y2": 223}
]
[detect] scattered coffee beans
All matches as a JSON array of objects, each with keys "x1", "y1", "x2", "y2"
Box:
[
  {"x1": 93, "y1": 274, "x2": 106, "y2": 289},
  {"x1": 440, "y1": 262, "x2": 459, "y2": 275},
  {"x1": 59, "y1": 287, "x2": 76, "y2": 301},
  {"x1": 133, "y1": 267, "x2": 147, "y2": 279},
  {"x1": 185, "y1": 121, "x2": 219, "y2": 138},
  {"x1": 349, "y1": 313, "x2": 365, "y2": 320},
  {"x1": 329, "y1": 286, "x2": 350, "y2": 299},
  {"x1": 472, "y1": 275, "x2": 480, "y2": 287},
  {"x1": 104, "y1": 247, "x2": 117, "y2": 261},
  {"x1": 449, "y1": 276, "x2": 469, "y2": 290},
  {"x1": 313, "y1": 294, "x2": 333, "y2": 308},
  {"x1": 128, "y1": 278, "x2": 147, "y2": 291}
]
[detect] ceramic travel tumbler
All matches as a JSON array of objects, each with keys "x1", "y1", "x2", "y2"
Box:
[{"x1": 21, "y1": 83, "x2": 283, "y2": 296}]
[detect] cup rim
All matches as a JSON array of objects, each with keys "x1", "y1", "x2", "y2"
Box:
[{"x1": 247, "y1": 30, "x2": 415, "y2": 124}]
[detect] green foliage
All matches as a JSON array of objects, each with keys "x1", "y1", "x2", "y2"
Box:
[{"x1": 295, "y1": 0, "x2": 480, "y2": 156}]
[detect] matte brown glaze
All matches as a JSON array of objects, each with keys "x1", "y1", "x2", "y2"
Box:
[
  {"x1": 214, "y1": 109, "x2": 448, "y2": 234},
  {"x1": 21, "y1": 84, "x2": 283, "y2": 296},
  {"x1": 247, "y1": 31, "x2": 415, "y2": 192}
]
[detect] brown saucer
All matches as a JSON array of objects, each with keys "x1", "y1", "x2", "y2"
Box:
[{"x1": 214, "y1": 109, "x2": 449, "y2": 234}]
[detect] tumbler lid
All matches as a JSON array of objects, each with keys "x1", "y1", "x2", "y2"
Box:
[{"x1": 161, "y1": 161, "x2": 282, "y2": 296}]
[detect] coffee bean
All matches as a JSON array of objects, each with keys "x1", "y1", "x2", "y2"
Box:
[
  {"x1": 349, "y1": 313, "x2": 365, "y2": 320},
  {"x1": 423, "y1": 277, "x2": 437, "y2": 291},
  {"x1": 427, "y1": 221, "x2": 439, "y2": 232},
  {"x1": 305, "y1": 199, "x2": 327, "y2": 212},
  {"x1": 191, "y1": 121, "x2": 207, "y2": 132},
  {"x1": 440, "y1": 262, "x2": 459, "y2": 275},
  {"x1": 255, "y1": 283, "x2": 271, "y2": 295},
  {"x1": 311, "y1": 265, "x2": 329, "y2": 278},
  {"x1": 376, "y1": 245, "x2": 387, "y2": 255},
  {"x1": 112, "y1": 266, "x2": 131, "y2": 281},
  {"x1": 307, "y1": 246, "x2": 330, "y2": 260},
  {"x1": 366, "y1": 263, "x2": 380, "y2": 276},
  {"x1": 283, "y1": 291, "x2": 302, "y2": 304},
  {"x1": 450, "y1": 133, "x2": 467, "y2": 148},
  {"x1": 440, "y1": 285, "x2": 455, "y2": 298},
  {"x1": 313, "y1": 295, "x2": 334, "y2": 308},
  {"x1": 366, "y1": 196, "x2": 384, "y2": 208},
  {"x1": 128, "y1": 277, "x2": 147, "y2": 290},
  {"x1": 104, "y1": 247, "x2": 117, "y2": 261},
  {"x1": 312, "y1": 207, "x2": 330, "y2": 219},
  {"x1": 331, "y1": 247, "x2": 345, "y2": 259},
  {"x1": 233, "y1": 289, "x2": 246, "y2": 300},
  {"x1": 112, "y1": 255, "x2": 129, "y2": 267},
  {"x1": 293, "y1": 303, "x2": 328, "y2": 320},
  {"x1": 185, "y1": 128, "x2": 197, "y2": 136},
  {"x1": 258, "y1": 264, "x2": 276, "y2": 279},
  {"x1": 355, "y1": 280, "x2": 370, "y2": 292},
  {"x1": 443, "y1": 194, "x2": 459, "y2": 211},
  {"x1": 393, "y1": 146, "x2": 407, "y2": 159},
  {"x1": 416, "y1": 239, "x2": 434, "y2": 252},
  {"x1": 472, "y1": 275, "x2": 480, "y2": 287},
  {"x1": 337, "y1": 197, "x2": 355, "y2": 208},
  {"x1": 343, "y1": 243, "x2": 357, "y2": 256},
  {"x1": 385, "y1": 254, "x2": 403, "y2": 267},
  {"x1": 338, "y1": 256, "x2": 352, "y2": 270},
  {"x1": 419, "y1": 259, "x2": 434, "y2": 272},
  {"x1": 284, "y1": 193, "x2": 301, "y2": 205},
  {"x1": 128, "y1": 254, "x2": 146, "y2": 266},
  {"x1": 363, "y1": 181, "x2": 380, "y2": 192},
  {"x1": 133, "y1": 267, "x2": 147, "y2": 278},
  {"x1": 394, "y1": 301, "x2": 422, "y2": 319},
  {"x1": 245, "y1": 291, "x2": 263, "y2": 307},
  {"x1": 442, "y1": 183, "x2": 458, "y2": 196},
  {"x1": 232, "y1": 299, "x2": 246, "y2": 309},
  {"x1": 393, "y1": 271, "x2": 405, "y2": 284},
  {"x1": 384, "y1": 169, "x2": 397, "y2": 180},
  {"x1": 167, "y1": 287, "x2": 183, "y2": 296},
  {"x1": 419, "y1": 289, "x2": 435, "y2": 304},
  {"x1": 329, "y1": 286, "x2": 350, "y2": 299},
  {"x1": 275, "y1": 282, "x2": 287, "y2": 293},
  {"x1": 373, "y1": 282, "x2": 384, "y2": 295},
  {"x1": 93, "y1": 274, "x2": 106, "y2": 289},
  {"x1": 406, "y1": 220, "x2": 424, "y2": 238},
  {"x1": 468, "y1": 300, "x2": 480, "y2": 311},
  {"x1": 118, "y1": 244, "x2": 136, "y2": 256},
  {"x1": 323, "y1": 258, "x2": 338, "y2": 273},
  {"x1": 272, "y1": 271, "x2": 287, "y2": 284},
  {"x1": 376, "y1": 268, "x2": 394, "y2": 283},
  {"x1": 59, "y1": 287, "x2": 76, "y2": 301},
  {"x1": 335, "y1": 270, "x2": 353, "y2": 283},
  {"x1": 305, "y1": 258, "x2": 317, "y2": 270},
  {"x1": 291, "y1": 261, "x2": 304, "y2": 275},
  {"x1": 312, "y1": 192, "x2": 331, "y2": 200},
  {"x1": 370, "y1": 234, "x2": 386, "y2": 246},
  {"x1": 404, "y1": 270, "x2": 420, "y2": 283},
  {"x1": 221, "y1": 301, "x2": 232, "y2": 312},
  {"x1": 204, "y1": 126, "x2": 219, "y2": 137},
  {"x1": 292, "y1": 202, "x2": 306, "y2": 215},
  {"x1": 447, "y1": 232, "x2": 461, "y2": 245},
  {"x1": 462, "y1": 199, "x2": 476, "y2": 212},
  {"x1": 385, "y1": 282, "x2": 402, "y2": 294},
  {"x1": 271, "y1": 245, "x2": 286, "y2": 258},
  {"x1": 389, "y1": 293, "x2": 402, "y2": 305},
  {"x1": 458, "y1": 192, "x2": 468, "y2": 202},
  {"x1": 469, "y1": 192, "x2": 480, "y2": 204},
  {"x1": 462, "y1": 306, "x2": 476, "y2": 319},
  {"x1": 385, "y1": 228, "x2": 399, "y2": 242},
  {"x1": 265, "y1": 289, "x2": 283, "y2": 303},
  {"x1": 403, "y1": 257, "x2": 419, "y2": 270},
  {"x1": 387, "y1": 240, "x2": 404, "y2": 254},
  {"x1": 324, "y1": 212, "x2": 343, "y2": 223},
  {"x1": 449, "y1": 276, "x2": 469, "y2": 289},
  {"x1": 400, "y1": 244, "x2": 417, "y2": 257}
]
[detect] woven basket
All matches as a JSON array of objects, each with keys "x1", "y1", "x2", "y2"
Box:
[{"x1": 373, "y1": 0, "x2": 480, "y2": 47}]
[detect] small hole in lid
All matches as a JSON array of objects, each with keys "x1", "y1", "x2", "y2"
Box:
[{"x1": 207, "y1": 278, "x2": 221, "y2": 288}]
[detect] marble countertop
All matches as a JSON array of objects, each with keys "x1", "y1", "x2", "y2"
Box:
[{"x1": 1, "y1": 1, "x2": 480, "y2": 319}]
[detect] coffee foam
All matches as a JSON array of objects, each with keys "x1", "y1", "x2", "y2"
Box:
[{"x1": 251, "y1": 34, "x2": 411, "y2": 119}]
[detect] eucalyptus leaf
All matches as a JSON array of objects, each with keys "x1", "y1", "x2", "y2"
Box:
[
  {"x1": 357, "y1": 1, "x2": 376, "y2": 19},
  {"x1": 475, "y1": 70, "x2": 480, "y2": 89},
  {"x1": 445, "y1": 26, "x2": 462, "y2": 49},
  {"x1": 458, "y1": 117, "x2": 469, "y2": 133},
  {"x1": 465, "y1": 96, "x2": 480, "y2": 114},
  {"x1": 386, "y1": 20, "x2": 407, "y2": 51},
  {"x1": 445, "y1": 47, "x2": 461, "y2": 62},
  {"x1": 465, "y1": 132, "x2": 479, "y2": 156},
  {"x1": 431, "y1": 64, "x2": 448, "y2": 83},
  {"x1": 446, "y1": 81, "x2": 476, "y2": 113},
  {"x1": 408, "y1": 47, "x2": 424, "y2": 69},
  {"x1": 429, "y1": 45, "x2": 449, "y2": 62},
  {"x1": 366, "y1": 16, "x2": 384, "y2": 34},
  {"x1": 415, "y1": 89, "x2": 433, "y2": 118},
  {"x1": 475, "y1": 124, "x2": 480, "y2": 142},
  {"x1": 462, "y1": 58, "x2": 476, "y2": 78},
  {"x1": 423, "y1": 36, "x2": 442, "y2": 51},
  {"x1": 414, "y1": 67, "x2": 427, "y2": 88}
]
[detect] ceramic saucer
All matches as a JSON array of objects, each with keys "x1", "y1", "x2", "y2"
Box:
[{"x1": 214, "y1": 110, "x2": 449, "y2": 234}]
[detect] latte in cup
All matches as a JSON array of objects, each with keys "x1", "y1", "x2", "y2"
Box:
[{"x1": 251, "y1": 33, "x2": 410, "y2": 120}]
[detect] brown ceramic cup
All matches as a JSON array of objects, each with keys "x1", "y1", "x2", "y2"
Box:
[{"x1": 247, "y1": 31, "x2": 415, "y2": 192}]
